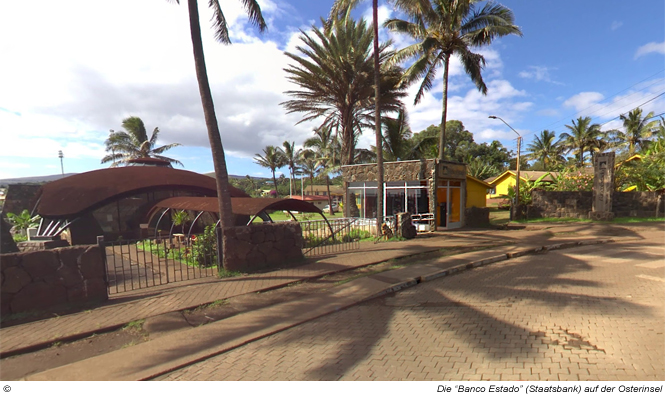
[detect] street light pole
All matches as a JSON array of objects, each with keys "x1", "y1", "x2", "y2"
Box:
[
  {"x1": 58, "y1": 150, "x2": 64, "y2": 176},
  {"x1": 488, "y1": 116, "x2": 521, "y2": 210}
]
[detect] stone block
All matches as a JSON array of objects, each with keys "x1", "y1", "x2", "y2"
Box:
[
  {"x1": 0, "y1": 252, "x2": 21, "y2": 268},
  {"x1": 2, "y1": 266, "x2": 32, "y2": 293},
  {"x1": 10, "y1": 281, "x2": 68, "y2": 313},
  {"x1": 79, "y1": 246, "x2": 105, "y2": 279},
  {"x1": 55, "y1": 263, "x2": 84, "y2": 287},
  {"x1": 1, "y1": 292, "x2": 13, "y2": 316},
  {"x1": 83, "y1": 278, "x2": 108, "y2": 302},
  {"x1": 21, "y1": 250, "x2": 59, "y2": 280},
  {"x1": 251, "y1": 230, "x2": 266, "y2": 244}
]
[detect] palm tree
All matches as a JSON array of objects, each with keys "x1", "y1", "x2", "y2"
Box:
[
  {"x1": 304, "y1": 126, "x2": 340, "y2": 214},
  {"x1": 171, "y1": 0, "x2": 266, "y2": 231},
  {"x1": 525, "y1": 130, "x2": 564, "y2": 171},
  {"x1": 282, "y1": 17, "x2": 406, "y2": 166},
  {"x1": 385, "y1": 0, "x2": 522, "y2": 160},
  {"x1": 560, "y1": 116, "x2": 603, "y2": 167},
  {"x1": 278, "y1": 141, "x2": 302, "y2": 197},
  {"x1": 298, "y1": 150, "x2": 322, "y2": 196},
  {"x1": 616, "y1": 108, "x2": 658, "y2": 156},
  {"x1": 101, "y1": 116, "x2": 182, "y2": 167},
  {"x1": 254, "y1": 146, "x2": 284, "y2": 196},
  {"x1": 329, "y1": 0, "x2": 385, "y2": 235},
  {"x1": 382, "y1": 108, "x2": 414, "y2": 161}
]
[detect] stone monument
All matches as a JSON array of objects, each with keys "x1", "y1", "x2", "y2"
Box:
[{"x1": 590, "y1": 152, "x2": 615, "y2": 221}]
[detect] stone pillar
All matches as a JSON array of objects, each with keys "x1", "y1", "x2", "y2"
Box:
[{"x1": 590, "y1": 152, "x2": 615, "y2": 221}]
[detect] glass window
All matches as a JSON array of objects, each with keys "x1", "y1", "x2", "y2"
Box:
[
  {"x1": 386, "y1": 188, "x2": 405, "y2": 215},
  {"x1": 364, "y1": 188, "x2": 378, "y2": 218},
  {"x1": 347, "y1": 189, "x2": 362, "y2": 217},
  {"x1": 386, "y1": 181, "x2": 405, "y2": 187}
]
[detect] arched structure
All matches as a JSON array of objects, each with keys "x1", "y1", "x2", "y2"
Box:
[
  {"x1": 33, "y1": 166, "x2": 248, "y2": 244},
  {"x1": 148, "y1": 197, "x2": 331, "y2": 241}
]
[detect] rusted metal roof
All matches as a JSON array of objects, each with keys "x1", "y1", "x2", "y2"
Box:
[
  {"x1": 153, "y1": 197, "x2": 323, "y2": 216},
  {"x1": 36, "y1": 167, "x2": 249, "y2": 218}
]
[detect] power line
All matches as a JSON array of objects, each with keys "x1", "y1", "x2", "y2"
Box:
[
  {"x1": 599, "y1": 91, "x2": 665, "y2": 127},
  {"x1": 538, "y1": 68, "x2": 665, "y2": 133}
]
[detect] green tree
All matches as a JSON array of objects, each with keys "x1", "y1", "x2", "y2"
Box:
[
  {"x1": 298, "y1": 150, "x2": 322, "y2": 196},
  {"x1": 172, "y1": 210, "x2": 190, "y2": 235},
  {"x1": 382, "y1": 108, "x2": 414, "y2": 161},
  {"x1": 560, "y1": 116, "x2": 604, "y2": 167},
  {"x1": 282, "y1": 17, "x2": 406, "y2": 166},
  {"x1": 171, "y1": 0, "x2": 266, "y2": 232},
  {"x1": 385, "y1": 0, "x2": 522, "y2": 160},
  {"x1": 304, "y1": 127, "x2": 340, "y2": 214},
  {"x1": 279, "y1": 141, "x2": 302, "y2": 197},
  {"x1": 254, "y1": 146, "x2": 285, "y2": 195},
  {"x1": 102, "y1": 116, "x2": 182, "y2": 167},
  {"x1": 615, "y1": 108, "x2": 658, "y2": 156},
  {"x1": 525, "y1": 130, "x2": 564, "y2": 171}
]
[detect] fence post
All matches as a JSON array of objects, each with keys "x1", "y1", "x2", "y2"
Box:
[{"x1": 97, "y1": 235, "x2": 109, "y2": 293}]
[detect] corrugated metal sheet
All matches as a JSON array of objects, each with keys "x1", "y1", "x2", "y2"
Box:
[{"x1": 36, "y1": 167, "x2": 249, "y2": 218}]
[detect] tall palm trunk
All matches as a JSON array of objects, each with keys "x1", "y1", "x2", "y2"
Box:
[
  {"x1": 187, "y1": 0, "x2": 234, "y2": 229},
  {"x1": 272, "y1": 171, "x2": 278, "y2": 196},
  {"x1": 373, "y1": 0, "x2": 384, "y2": 234},
  {"x1": 325, "y1": 175, "x2": 334, "y2": 215},
  {"x1": 439, "y1": 53, "x2": 450, "y2": 161}
]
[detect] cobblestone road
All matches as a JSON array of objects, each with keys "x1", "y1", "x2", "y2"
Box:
[{"x1": 160, "y1": 236, "x2": 665, "y2": 381}]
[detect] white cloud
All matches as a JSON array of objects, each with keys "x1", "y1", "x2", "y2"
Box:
[
  {"x1": 537, "y1": 108, "x2": 560, "y2": 117},
  {"x1": 518, "y1": 66, "x2": 562, "y2": 85},
  {"x1": 563, "y1": 92, "x2": 605, "y2": 112},
  {"x1": 0, "y1": 0, "x2": 318, "y2": 165},
  {"x1": 635, "y1": 41, "x2": 665, "y2": 58},
  {"x1": 611, "y1": 21, "x2": 623, "y2": 31}
]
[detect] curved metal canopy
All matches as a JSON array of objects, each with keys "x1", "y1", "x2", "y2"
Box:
[{"x1": 35, "y1": 167, "x2": 249, "y2": 218}]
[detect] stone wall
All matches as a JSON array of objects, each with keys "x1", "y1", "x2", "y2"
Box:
[
  {"x1": 1, "y1": 245, "x2": 108, "y2": 317},
  {"x1": 528, "y1": 190, "x2": 664, "y2": 219},
  {"x1": 223, "y1": 222, "x2": 304, "y2": 272},
  {"x1": 342, "y1": 160, "x2": 435, "y2": 182},
  {"x1": 464, "y1": 207, "x2": 490, "y2": 227}
]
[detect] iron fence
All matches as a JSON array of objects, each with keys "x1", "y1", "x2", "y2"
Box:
[{"x1": 100, "y1": 233, "x2": 220, "y2": 295}]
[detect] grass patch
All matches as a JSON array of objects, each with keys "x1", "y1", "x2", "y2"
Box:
[
  {"x1": 217, "y1": 269, "x2": 243, "y2": 279},
  {"x1": 123, "y1": 319, "x2": 145, "y2": 331},
  {"x1": 514, "y1": 216, "x2": 664, "y2": 224},
  {"x1": 611, "y1": 217, "x2": 665, "y2": 223}
]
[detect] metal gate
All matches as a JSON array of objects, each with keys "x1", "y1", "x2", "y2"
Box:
[{"x1": 99, "y1": 234, "x2": 220, "y2": 295}]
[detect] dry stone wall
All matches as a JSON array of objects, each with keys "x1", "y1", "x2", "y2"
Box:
[
  {"x1": 1, "y1": 245, "x2": 108, "y2": 317},
  {"x1": 528, "y1": 190, "x2": 664, "y2": 219},
  {"x1": 223, "y1": 222, "x2": 304, "y2": 272},
  {"x1": 342, "y1": 160, "x2": 435, "y2": 182}
]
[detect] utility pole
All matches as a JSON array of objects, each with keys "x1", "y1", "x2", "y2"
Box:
[
  {"x1": 489, "y1": 116, "x2": 522, "y2": 209},
  {"x1": 58, "y1": 150, "x2": 64, "y2": 176}
]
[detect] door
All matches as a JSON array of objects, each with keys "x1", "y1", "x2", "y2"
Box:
[
  {"x1": 436, "y1": 186, "x2": 448, "y2": 227},
  {"x1": 448, "y1": 187, "x2": 462, "y2": 229}
]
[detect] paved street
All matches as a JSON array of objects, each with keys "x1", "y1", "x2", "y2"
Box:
[{"x1": 159, "y1": 234, "x2": 665, "y2": 381}]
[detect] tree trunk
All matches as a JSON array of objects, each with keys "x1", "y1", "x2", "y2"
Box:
[
  {"x1": 373, "y1": 0, "x2": 384, "y2": 235},
  {"x1": 439, "y1": 53, "x2": 451, "y2": 161},
  {"x1": 326, "y1": 175, "x2": 334, "y2": 215},
  {"x1": 272, "y1": 170, "x2": 278, "y2": 197},
  {"x1": 187, "y1": 0, "x2": 233, "y2": 229}
]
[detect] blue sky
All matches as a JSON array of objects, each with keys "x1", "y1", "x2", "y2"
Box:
[{"x1": 0, "y1": 0, "x2": 663, "y2": 180}]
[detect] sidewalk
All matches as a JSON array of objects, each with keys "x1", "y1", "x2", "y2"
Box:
[{"x1": 0, "y1": 223, "x2": 646, "y2": 362}]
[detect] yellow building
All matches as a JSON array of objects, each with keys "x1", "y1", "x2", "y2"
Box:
[
  {"x1": 485, "y1": 171, "x2": 558, "y2": 199},
  {"x1": 465, "y1": 175, "x2": 492, "y2": 208}
]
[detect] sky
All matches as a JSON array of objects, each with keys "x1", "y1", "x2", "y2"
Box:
[{"x1": 0, "y1": 0, "x2": 664, "y2": 180}]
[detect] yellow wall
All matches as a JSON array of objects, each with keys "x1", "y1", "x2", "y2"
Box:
[
  {"x1": 466, "y1": 177, "x2": 488, "y2": 208},
  {"x1": 489, "y1": 175, "x2": 516, "y2": 198}
]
